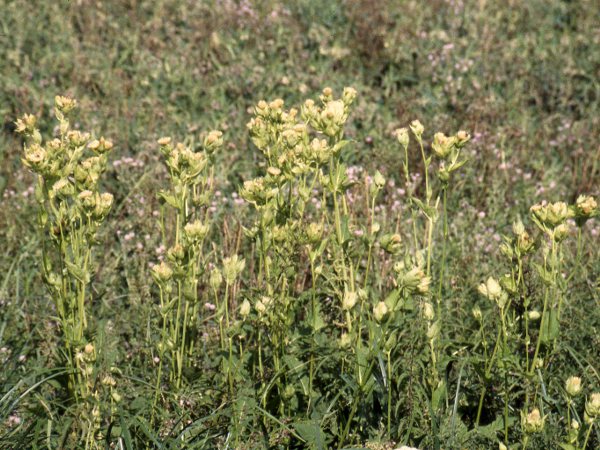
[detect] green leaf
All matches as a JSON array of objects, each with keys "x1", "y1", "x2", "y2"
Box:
[
  {"x1": 540, "y1": 309, "x2": 559, "y2": 343},
  {"x1": 157, "y1": 190, "x2": 180, "y2": 209},
  {"x1": 293, "y1": 421, "x2": 326, "y2": 450},
  {"x1": 64, "y1": 261, "x2": 90, "y2": 283},
  {"x1": 431, "y1": 380, "x2": 447, "y2": 411}
]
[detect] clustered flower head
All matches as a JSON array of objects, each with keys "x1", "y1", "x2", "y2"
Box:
[
  {"x1": 521, "y1": 407, "x2": 545, "y2": 434},
  {"x1": 18, "y1": 95, "x2": 114, "y2": 241},
  {"x1": 572, "y1": 195, "x2": 598, "y2": 226},
  {"x1": 585, "y1": 393, "x2": 600, "y2": 422},
  {"x1": 478, "y1": 276, "x2": 508, "y2": 309},
  {"x1": 530, "y1": 201, "x2": 575, "y2": 242},
  {"x1": 394, "y1": 261, "x2": 431, "y2": 295},
  {"x1": 565, "y1": 376, "x2": 582, "y2": 397},
  {"x1": 222, "y1": 255, "x2": 245, "y2": 285},
  {"x1": 380, "y1": 233, "x2": 402, "y2": 254}
]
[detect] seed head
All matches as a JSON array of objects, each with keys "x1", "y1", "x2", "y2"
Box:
[
  {"x1": 23, "y1": 144, "x2": 47, "y2": 169},
  {"x1": 94, "y1": 192, "x2": 113, "y2": 219}
]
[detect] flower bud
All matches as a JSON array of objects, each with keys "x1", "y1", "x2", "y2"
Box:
[
  {"x1": 342, "y1": 86, "x2": 357, "y2": 105},
  {"x1": 456, "y1": 130, "x2": 470, "y2": 144},
  {"x1": 585, "y1": 393, "x2": 600, "y2": 417},
  {"x1": 472, "y1": 306, "x2": 482, "y2": 321},
  {"x1": 409, "y1": 120, "x2": 424, "y2": 138},
  {"x1": 239, "y1": 299, "x2": 251, "y2": 318},
  {"x1": 422, "y1": 302, "x2": 434, "y2": 321},
  {"x1": 373, "y1": 301, "x2": 388, "y2": 322},
  {"x1": 167, "y1": 244, "x2": 185, "y2": 262},
  {"x1": 339, "y1": 332, "x2": 352, "y2": 348},
  {"x1": 395, "y1": 128, "x2": 410, "y2": 148},
  {"x1": 255, "y1": 299, "x2": 266, "y2": 315},
  {"x1": 380, "y1": 233, "x2": 402, "y2": 254},
  {"x1": 417, "y1": 275, "x2": 431, "y2": 294},
  {"x1": 306, "y1": 222, "x2": 323, "y2": 244},
  {"x1": 342, "y1": 291, "x2": 358, "y2": 310},
  {"x1": 552, "y1": 223, "x2": 570, "y2": 242},
  {"x1": 478, "y1": 277, "x2": 502, "y2": 300},
  {"x1": 512, "y1": 220, "x2": 525, "y2": 236},
  {"x1": 373, "y1": 171, "x2": 385, "y2": 189},
  {"x1": 210, "y1": 268, "x2": 223, "y2": 290},
  {"x1": 88, "y1": 136, "x2": 113, "y2": 154},
  {"x1": 528, "y1": 310, "x2": 541, "y2": 321}
]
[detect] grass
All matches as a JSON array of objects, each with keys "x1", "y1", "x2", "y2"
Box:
[{"x1": 0, "y1": 0, "x2": 599, "y2": 449}]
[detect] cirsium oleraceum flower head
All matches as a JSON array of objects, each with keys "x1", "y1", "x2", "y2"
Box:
[
  {"x1": 521, "y1": 408, "x2": 544, "y2": 434},
  {"x1": 565, "y1": 376, "x2": 582, "y2": 397}
]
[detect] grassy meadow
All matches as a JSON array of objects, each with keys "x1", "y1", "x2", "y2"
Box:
[{"x1": 0, "y1": 0, "x2": 599, "y2": 448}]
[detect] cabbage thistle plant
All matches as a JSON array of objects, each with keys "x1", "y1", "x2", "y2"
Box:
[
  {"x1": 475, "y1": 196, "x2": 598, "y2": 447},
  {"x1": 151, "y1": 130, "x2": 223, "y2": 394},
  {"x1": 17, "y1": 96, "x2": 113, "y2": 404}
]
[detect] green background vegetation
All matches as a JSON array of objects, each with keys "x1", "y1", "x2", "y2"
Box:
[{"x1": 1, "y1": 0, "x2": 598, "y2": 448}]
